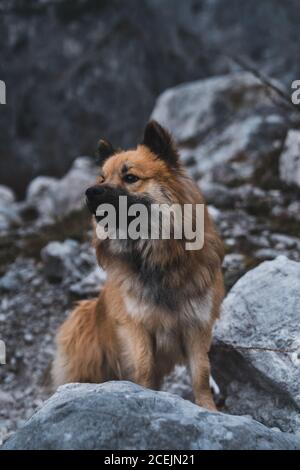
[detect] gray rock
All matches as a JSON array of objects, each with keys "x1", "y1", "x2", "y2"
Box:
[
  {"x1": 0, "y1": 185, "x2": 20, "y2": 231},
  {"x1": 152, "y1": 73, "x2": 287, "y2": 186},
  {"x1": 162, "y1": 365, "x2": 193, "y2": 401},
  {"x1": 0, "y1": 208, "x2": 20, "y2": 232},
  {"x1": 254, "y1": 248, "x2": 286, "y2": 261},
  {"x1": 2, "y1": 382, "x2": 300, "y2": 450},
  {"x1": 279, "y1": 130, "x2": 300, "y2": 188},
  {"x1": 70, "y1": 267, "x2": 106, "y2": 297},
  {"x1": 287, "y1": 200, "x2": 300, "y2": 223},
  {"x1": 40, "y1": 239, "x2": 99, "y2": 284},
  {"x1": 26, "y1": 157, "x2": 95, "y2": 224},
  {"x1": 212, "y1": 256, "x2": 300, "y2": 433},
  {"x1": 0, "y1": 158, "x2": 96, "y2": 274},
  {"x1": 41, "y1": 239, "x2": 81, "y2": 281},
  {"x1": 0, "y1": 427, "x2": 9, "y2": 448},
  {"x1": 207, "y1": 205, "x2": 222, "y2": 223},
  {"x1": 153, "y1": 73, "x2": 273, "y2": 144},
  {"x1": 270, "y1": 233, "x2": 300, "y2": 251},
  {"x1": 0, "y1": 259, "x2": 36, "y2": 293},
  {"x1": 222, "y1": 253, "x2": 247, "y2": 290},
  {"x1": 0, "y1": 186, "x2": 15, "y2": 205},
  {"x1": 25, "y1": 176, "x2": 58, "y2": 222},
  {"x1": 200, "y1": 181, "x2": 236, "y2": 209},
  {"x1": 0, "y1": 391, "x2": 14, "y2": 405}
]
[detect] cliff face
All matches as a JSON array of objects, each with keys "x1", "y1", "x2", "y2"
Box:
[
  {"x1": 0, "y1": 0, "x2": 210, "y2": 195},
  {"x1": 1, "y1": 0, "x2": 300, "y2": 195}
]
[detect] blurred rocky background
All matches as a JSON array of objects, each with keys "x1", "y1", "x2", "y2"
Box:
[{"x1": 1, "y1": 0, "x2": 300, "y2": 449}]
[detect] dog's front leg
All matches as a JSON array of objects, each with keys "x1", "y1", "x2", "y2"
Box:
[
  {"x1": 186, "y1": 329, "x2": 217, "y2": 411},
  {"x1": 123, "y1": 321, "x2": 154, "y2": 389}
]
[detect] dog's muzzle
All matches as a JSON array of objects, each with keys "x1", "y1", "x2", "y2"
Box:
[
  {"x1": 85, "y1": 186, "x2": 105, "y2": 214},
  {"x1": 85, "y1": 184, "x2": 152, "y2": 225},
  {"x1": 85, "y1": 184, "x2": 128, "y2": 217},
  {"x1": 85, "y1": 185, "x2": 106, "y2": 214}
]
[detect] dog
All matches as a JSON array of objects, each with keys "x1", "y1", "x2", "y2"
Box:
[{"x1": 52, "y1": 120, "x2": 224, "y2": 410}]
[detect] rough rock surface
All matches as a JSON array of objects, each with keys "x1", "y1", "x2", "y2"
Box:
[
  {"x1": 25, "y1": 157, "x2": 96, "y2": 224},
  {"x1": 152, "y1": 72, "x2": 288, "y2": 186},
  {"x1": 222, "y1": 253, "x2": 248, "y2": 290},
  {"x1": 212, "y1": 256, "x2": 300, "y2": 433},
  {"x1": 0, "y1": 241, "x2": 103, "y2": 444},
  {"x1": 0, "y1": 157, "x2": 95, "y2": 275},
  {"x1": 3, "y1": 382, "x2": 300, "y2": 450}
]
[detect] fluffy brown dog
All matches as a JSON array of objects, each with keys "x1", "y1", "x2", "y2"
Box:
[{"x1": 52, "y1": 121, "x2": 224, "y2": 410}]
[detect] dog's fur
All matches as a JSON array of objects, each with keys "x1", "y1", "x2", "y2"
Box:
[{"x1": 52, "y1": 121, "x2": 224, "y2": 410}]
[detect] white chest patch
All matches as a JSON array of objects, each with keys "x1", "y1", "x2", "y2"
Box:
[
  {"x1": 124, "y1": 289, "x2": 213, "y2": 327},
  {"x1": 124, "y1": 295, "x2": 157, "y2": 324}
]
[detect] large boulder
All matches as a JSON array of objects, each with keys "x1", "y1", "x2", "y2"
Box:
[
  {"x1": 211, "y1": 256, "x2": 300, "y2": 433},
  {"x1": 2, "y1": 381, "x2": 300, "y2": 450},
  {"x1": 152, "y1": 72, "x2": 287, "y2": 186}
]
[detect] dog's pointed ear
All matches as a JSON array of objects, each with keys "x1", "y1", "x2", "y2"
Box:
[
  {"x1": 96, "y1": 139, "x2": 115, "y2": 166},
  {"x1": 142, "y1": 120, "x2": 179, "y2": 168}
]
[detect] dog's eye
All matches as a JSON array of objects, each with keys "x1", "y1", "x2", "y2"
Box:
[{"x1": 123, "y1": 174, "x2": 139, "y2": 184}]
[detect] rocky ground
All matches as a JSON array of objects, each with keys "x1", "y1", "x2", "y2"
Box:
[{"x1": 1, "y1": 71, "x2": 300, "y2": 448}]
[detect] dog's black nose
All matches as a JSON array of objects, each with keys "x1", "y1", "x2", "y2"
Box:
[{"x1": 85, "y1": 186, "x2": 104, "y2": 200}]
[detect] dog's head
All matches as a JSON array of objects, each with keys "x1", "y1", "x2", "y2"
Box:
[
  {"x1": 85, "y1": 120, "x2": 182, "y2": 217},
  {"x1": 85, "y1": 120, "x2": 223, "y2": 280},
  {"x1": 85, "y1": 120, "x2": 207, "y2": 269}
]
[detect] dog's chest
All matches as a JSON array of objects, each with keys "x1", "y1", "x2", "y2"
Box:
[
  {"x1": 124, "y1": 289, "x2": 213, "y2": 330},
  {"x1": 153, "y1": 326, "x2": 181, "y2": 354},
  {"x1": 123, "y1": 290, "x2": 213, "y2": 365}
]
